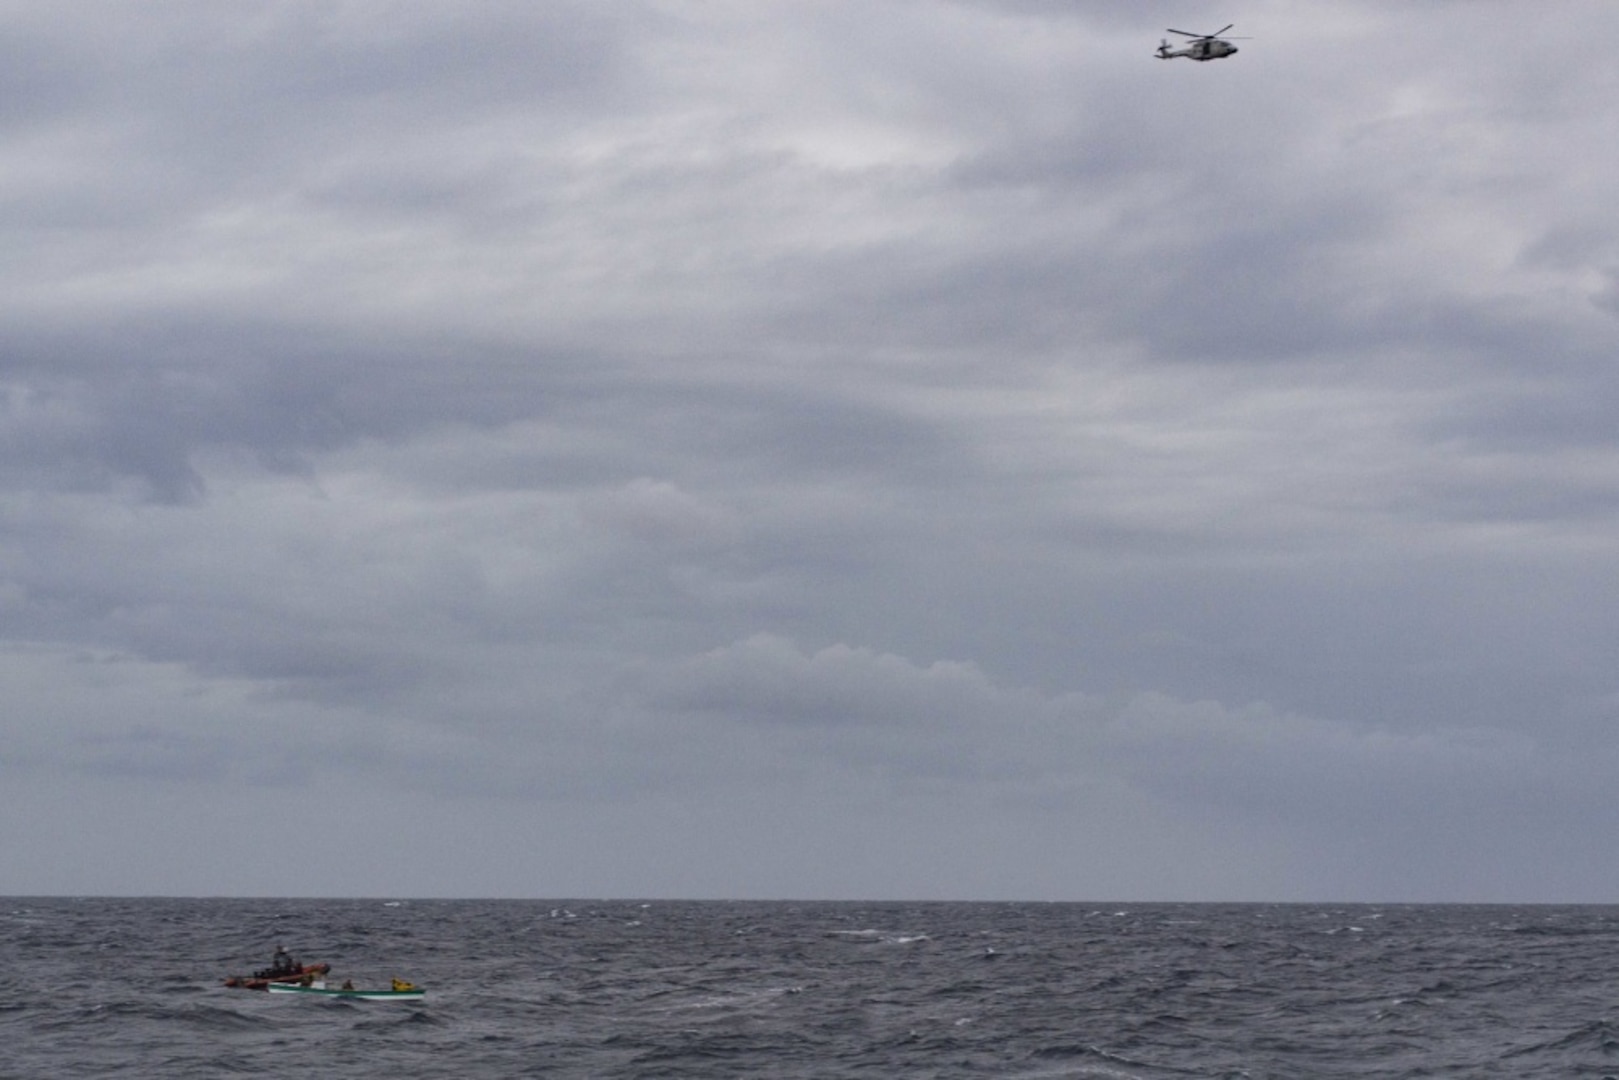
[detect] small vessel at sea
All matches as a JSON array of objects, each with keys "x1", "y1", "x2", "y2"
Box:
[
  {"x1": 267, "y1": 978, "x2": 425, "y2": 1001},
  {"x1": 222, "y1": 962, "x2": 331, "y2": 990}
]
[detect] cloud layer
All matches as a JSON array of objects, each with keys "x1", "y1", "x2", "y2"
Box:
[{"x1": 4, "y1": 0, "x2": 1619, "y2": 900}]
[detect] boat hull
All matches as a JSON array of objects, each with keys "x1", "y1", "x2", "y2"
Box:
[
  {"x1": 267, "y1": 983, "x2": 425, "y2": 1001},
  {"x1": 223, "y1": 963, "x2": 331, "y2": 990}
]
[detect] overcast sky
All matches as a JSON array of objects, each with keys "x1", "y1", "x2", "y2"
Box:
[{"x1": 4, "y1": 0, "x2": 1619, "y2": 902}]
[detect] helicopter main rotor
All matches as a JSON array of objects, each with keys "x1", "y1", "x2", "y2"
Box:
[{"x1": 1165, "y1": 24, "x2": 1250, "y2": 41}]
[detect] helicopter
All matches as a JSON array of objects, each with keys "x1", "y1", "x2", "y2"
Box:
[{"x1": 1155, "y1": 25, "x2": 1247, "y2": 61}]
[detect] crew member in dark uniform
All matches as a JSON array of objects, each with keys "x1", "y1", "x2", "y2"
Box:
[{"x1": 269, "y1": 945, "x2": 298, "y2": 977}]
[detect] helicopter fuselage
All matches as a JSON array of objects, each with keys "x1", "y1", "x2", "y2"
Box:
[{"x1": 1156, "y1": 38, "x2": 1238, "y2": 61}]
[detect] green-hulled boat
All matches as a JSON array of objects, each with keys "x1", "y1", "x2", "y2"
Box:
[{"x1": 267, "y1": 979, "x2": 424, "y2": 1001}]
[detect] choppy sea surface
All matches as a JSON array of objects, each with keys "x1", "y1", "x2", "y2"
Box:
[{"x1": 7, "y1": 899, "x2": 1619, "y2": 1078}]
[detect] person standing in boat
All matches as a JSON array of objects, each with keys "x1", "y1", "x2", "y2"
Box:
[{"x1": 269, "y1": 945, "x2": 299, "y2": 977}]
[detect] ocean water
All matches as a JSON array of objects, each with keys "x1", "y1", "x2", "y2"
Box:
[{"x1": 6, "y1": 899, "x2": 1619, "y2": 1078}]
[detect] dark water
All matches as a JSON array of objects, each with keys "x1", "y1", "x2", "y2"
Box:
[{"x1": 7, "y1": 899, "x2": 1619, "y2": 1078}]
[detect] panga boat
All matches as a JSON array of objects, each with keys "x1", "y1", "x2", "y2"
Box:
[
  {"x1": 267, "y1": 978, "x2": 425, "y2": 1001},
  {"x1": 223, "y1": 963, "x2": 331, "y2": 990}
]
